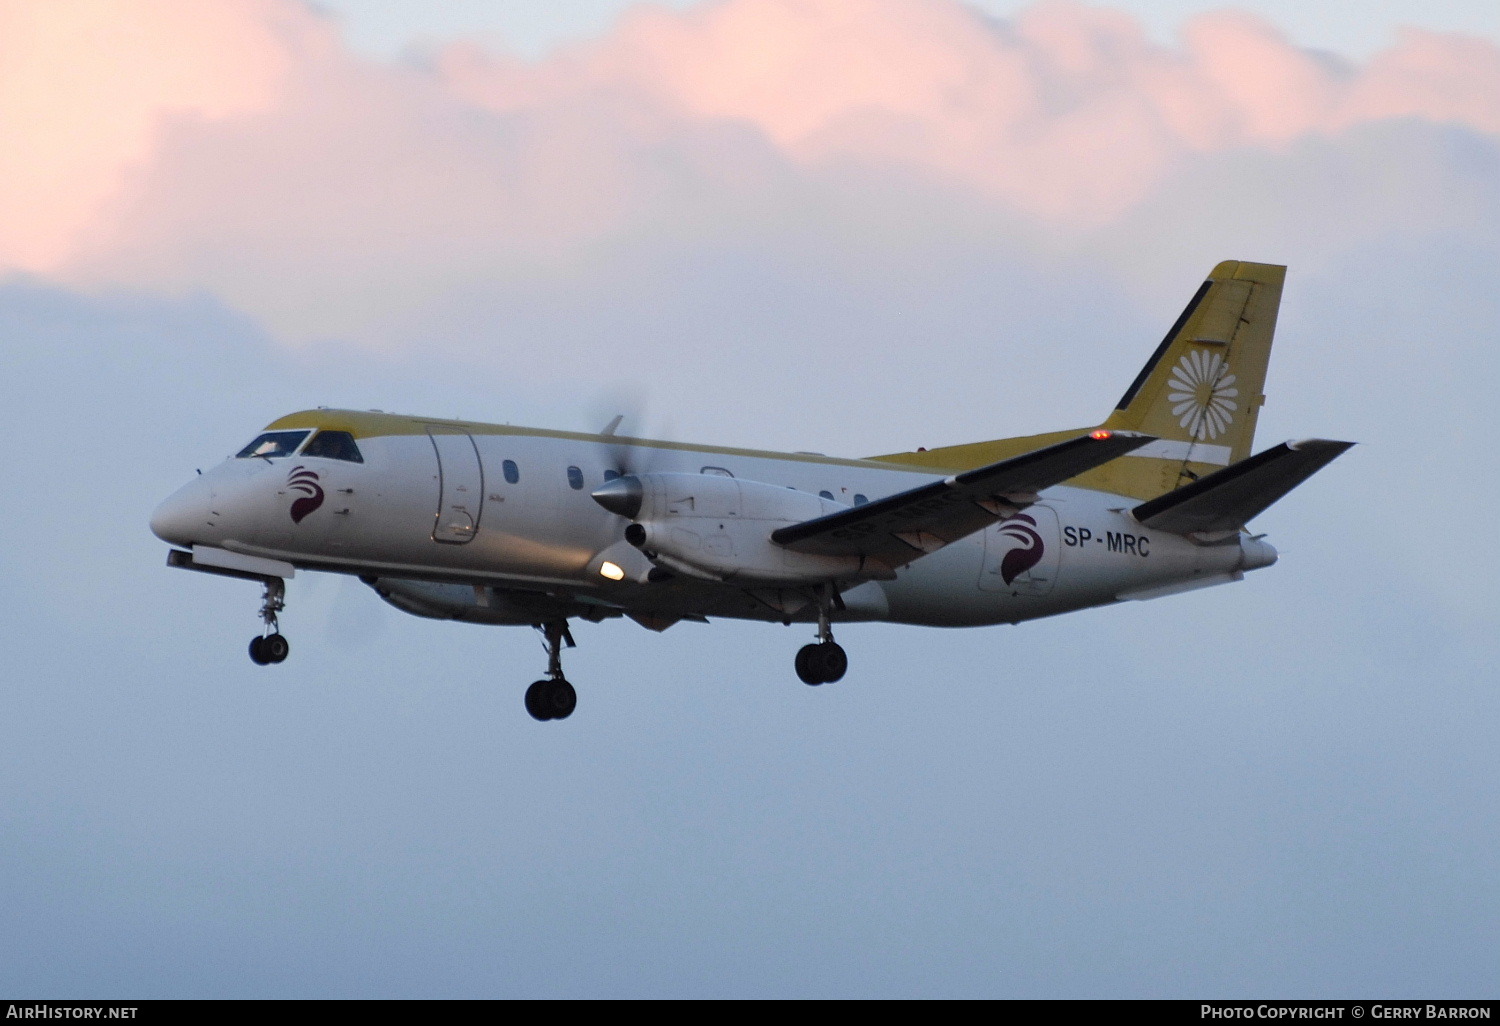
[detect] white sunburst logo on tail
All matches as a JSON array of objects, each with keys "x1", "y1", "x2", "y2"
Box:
[{"x1": 1168, "y1": 349, "x2": 1238, "y2": 440}]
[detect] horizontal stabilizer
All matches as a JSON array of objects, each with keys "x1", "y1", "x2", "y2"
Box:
[
  {"x1": 773, "y1": 431, "x2": 1154, "y2": 564},
  {"x1": 1131, "y1": 439, "x2": 1354, "y2": 536}
]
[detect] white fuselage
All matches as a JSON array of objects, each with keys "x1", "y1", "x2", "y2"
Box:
[{"x1": 152, "y1": 424, "x2": 1274, "y2": 629}]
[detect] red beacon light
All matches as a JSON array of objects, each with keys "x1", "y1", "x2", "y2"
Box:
[{"x1": 1090, "y1": 429, "x2": 1113, "y2": 440}]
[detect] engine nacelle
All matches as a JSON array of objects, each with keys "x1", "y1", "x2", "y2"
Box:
[{"x1": 594, "y1": 472, "x2": 867, "y2": 584}]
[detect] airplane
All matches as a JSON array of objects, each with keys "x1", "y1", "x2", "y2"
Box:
[{"x1": 151, "y1": 260, "x2": 1351, "y2": 721}]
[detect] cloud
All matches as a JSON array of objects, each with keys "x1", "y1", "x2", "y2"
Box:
[
  {"x1": 444, "y1": 0, "x2": 1500, "y2": 217},
  {"x1": 1, "y1": 0, "x2": 1496, "y2": 347},
  {"x1": 0, "y1": 0, "x2": 321, "y2": 271}
]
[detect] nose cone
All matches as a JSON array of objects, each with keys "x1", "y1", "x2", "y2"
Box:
[
  {"x1": 151, "y1": 476, "x2": 211, "y2": 547},
  {"x1": 592, "y1": 476, "x2": 643, "y2": 520}
]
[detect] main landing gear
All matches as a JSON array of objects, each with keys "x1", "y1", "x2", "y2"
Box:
[
  {"x1": 795, "y1": 585, "x2": 848, "y2": 686},
  {"x1": 247, "y1": 577, "x2": 290, "y2": 666},
  {"x1": 525, "y1": 621, "x2": 578, "y2": 721}
]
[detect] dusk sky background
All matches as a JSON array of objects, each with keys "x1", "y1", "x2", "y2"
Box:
[{"x1": 2, "y1": 0, "x2": 1497, "y2": 997}]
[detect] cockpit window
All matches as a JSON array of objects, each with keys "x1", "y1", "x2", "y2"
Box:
[
  {"x1": 302, "y1": 430, "x2": 364, "y2": 463},
  {"x1": 236, "y1": 430, "x2": 310, "y2": 459}
]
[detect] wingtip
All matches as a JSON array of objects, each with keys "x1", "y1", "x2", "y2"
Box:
[{"x1": 1286, "y1": 438, "x2": 1357, "y2": 452}]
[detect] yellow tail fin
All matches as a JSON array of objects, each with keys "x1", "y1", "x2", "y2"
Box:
[
  {"x1": 1099, "y1": 260, "x2": 1283, "y2": 495},
  {"x1": 870, "y1": 261, "x2": 1285, "y2": 501}
]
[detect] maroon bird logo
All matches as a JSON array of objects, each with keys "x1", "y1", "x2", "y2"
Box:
[
  {"x1": 996, "y1": 513, "x2": 1044, "y2": 585},
  {"x1": 286, "y1": 466, "x2": 324, "y2": 523}
]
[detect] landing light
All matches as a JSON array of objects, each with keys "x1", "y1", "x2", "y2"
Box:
[
  {"x1": 1090, "y1": 429, "x2": 1113, "y2": 439},
  {"x1": 599, "y1": 561, "x2": 626, "y2": 581}
]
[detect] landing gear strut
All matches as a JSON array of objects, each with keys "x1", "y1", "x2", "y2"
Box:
[
  {"x1": 248, "y1": 577, "x2": 289, "y2": 665},
  {"x1": 525, "y1": 620, "x2": 578, "y2": 721},
  {"x1": 795, "y1": 584, "x2": 847, "y2": 685}
]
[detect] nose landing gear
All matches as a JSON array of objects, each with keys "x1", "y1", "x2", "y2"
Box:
[
  {"x1": 795, "y1": 584, "x2": 848, "y2": 685},
  {"x1": 249, "y1": 632, "x2": 290, "y2": 665},
  {"x1": 248, "y1": 577, "x2": 289, "y2": 666},
  {"x1": 526, "y1": 621, "x2": 578, "y2": 721}
]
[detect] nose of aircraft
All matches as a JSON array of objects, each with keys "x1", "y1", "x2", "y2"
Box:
[{"x1": 151, "y1": 476, "x2": 211, "y2": 547}]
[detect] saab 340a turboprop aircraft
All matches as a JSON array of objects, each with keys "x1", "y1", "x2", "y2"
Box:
[{"x1": 152, "y1": 261, "x2": 1351, "y2": 721}]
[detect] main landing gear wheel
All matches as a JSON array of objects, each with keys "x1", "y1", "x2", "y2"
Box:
[
  {"x1": 526, "y1": 678, "x2": 577, "y2": 721},
  {"x1": 795, "y1": 584, "x2": 849, "y2": 685},
  {"x1": 795, "y1": 642, "x2": 847, "y2": 685},
  {"x1": 526, "y1": 621, "x2": 579, "y2": 721}
]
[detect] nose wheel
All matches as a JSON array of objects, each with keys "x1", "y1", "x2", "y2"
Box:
[
  {"x1": 248, "y1": 577, "x2": 290, "y2": 666},
  {"x1": 795, "y1": 584, "x2": 848, "y2": 685},
  {"x1": 527, "y1": 621, "x2": 578, "y2": 721},
  {"x1": 249, "y1": 633, "x2": 290, "y2": 665}
]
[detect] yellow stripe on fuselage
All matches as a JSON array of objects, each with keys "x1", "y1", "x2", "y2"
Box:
[
  {"x1": 267, "y1": 409, "x2": 1216, "y2": 502},
  {"x1": 265, "y1": 409, "x2": 939, "y2": 474}
]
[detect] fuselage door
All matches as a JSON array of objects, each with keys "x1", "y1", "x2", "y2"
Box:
[
  {"x1": 427, "y1": 426, "x2": 484, "y2": 544},
  {"x1": 979, "y1": 506, "x2": 1061, "y2": 595}
]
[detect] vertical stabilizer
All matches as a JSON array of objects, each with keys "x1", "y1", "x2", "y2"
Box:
[
  {"x1": 868, "y1": 260, "x2": 1287, "y2": 502},
  {"x1": 1101, "y1": 261, "x2": 1284, "y2": 495}
]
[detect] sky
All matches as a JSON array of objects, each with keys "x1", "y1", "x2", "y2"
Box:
[
  {"x1": 2, "y1": 0, "x2": 1497, "y2": 998},
  {"x1": 317, "y1": 0, "x2": 1500, "y2": 60}
]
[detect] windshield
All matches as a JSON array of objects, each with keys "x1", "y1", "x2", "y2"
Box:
[
  {"x1": 236, "y1": 430, "x2": 311, "y2": 459},
  {"x1": 301, "y1": 430, "x2": 364, "y2": 463}
]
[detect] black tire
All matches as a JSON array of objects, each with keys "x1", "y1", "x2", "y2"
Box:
[
  {"x1": 815, "y1": 642, "x2": 847, "y2": 684},
  {"x1": 261, "y1": 633, "x2": 290, "y2": 664},
  {"x1": 546, "y1": 679, "x2": 578, "y2": 720},
  {"x1": 795, "y1": 644, "x2": 823, "y2": 685},
  {"x1": 248, "y1": 636, "x2": 269, "y2": 665},
  {"x1": 525, "y1": 680, "x2": 553, "y2": 721}
]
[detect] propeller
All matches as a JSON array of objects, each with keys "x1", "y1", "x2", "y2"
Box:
[
  {"x1": 584, "y1": 398, "x2": 675, "y2": 582},
  {"x1": 591, "y1": 413, "x2": 652, "y2": 520},
  {"x1": 586, "y1": 388, "x2": 655, "y2": 479},
  {"x1": 586, "y1": 394, "x2": 665, "y2": 521}
]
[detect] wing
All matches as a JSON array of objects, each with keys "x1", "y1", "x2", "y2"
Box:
[
  {"x1": 1131, "y1": 438, "x2": 1354, "y2": 537},
  {"x1": 771, "y1": 431, "x2": 1155, "y2": 564}
]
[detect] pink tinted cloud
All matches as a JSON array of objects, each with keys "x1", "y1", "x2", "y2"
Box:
[
  {"x1": 1344, "y1": 27, "x2": 1500, "y2": 132},
  {"x1": 440, "y1": 0, "x2": 1500, "y2": 219},
  {"x1": 3, "y1": 0, "x2": 1498, "y2": 315},
  {"x1": 0, "y1": 0, "x2": 330, "y2": 271}
]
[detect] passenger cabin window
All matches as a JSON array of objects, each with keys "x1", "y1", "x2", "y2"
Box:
[
  {"x1": 301, "y1": 430, "x2": 363, "y2": 462},
  {"x1": 819, "y1": 490, "x2": 835, "y2": 501},
  {"x1": 503, "y1": 460, "x2": 519, "y2": 484},
  {"x1": 854, "y1": 494, "x2": 868, "y2": 506},
  {"x1": 701, "y1": 467, "x2": 733, "y2": 477},
  {"x1": 236, "y1": 430, "x2": 309, "y2": 459},
  {"x1": 603, "y1": 469, "x2": 621, "y2": 482},
  {"x1": 567, "y1": 465, "x2": 584, "y2": 490}
]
